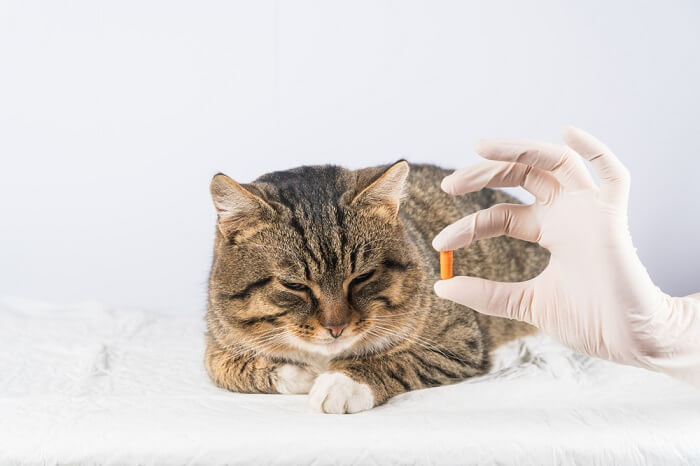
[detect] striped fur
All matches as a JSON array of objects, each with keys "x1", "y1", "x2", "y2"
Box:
[{"x1": 205, "y1": 162, "x2": 549, "y2": 410}]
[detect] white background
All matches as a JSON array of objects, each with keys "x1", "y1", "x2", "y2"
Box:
[{"x1": 1, "y1": 0, "x2": 698, "y2": 314}]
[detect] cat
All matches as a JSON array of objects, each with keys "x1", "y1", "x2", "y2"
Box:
[{"x1": 205, "y1": 161, "x2": 549, "y2": 414}]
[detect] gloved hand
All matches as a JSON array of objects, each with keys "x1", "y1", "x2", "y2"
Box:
[{"x1": 432, "y1": 126, "x2": 700, "y2": 387}]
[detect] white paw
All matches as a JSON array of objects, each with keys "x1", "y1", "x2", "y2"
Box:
[
  {"x1": 309, "y1": 372, "x2": 375, "y2": 414},
  {"x1": 274, "y1": 364, "x2": 317, "y2": 394}
]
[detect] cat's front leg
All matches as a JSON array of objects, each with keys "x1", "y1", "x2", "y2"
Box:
[
  {"x1": 309, "y1": 372, "x2": 376, "y2": 414},
  {"x1": 205, "y1": 341, "x2": 316, "y2": 394},
  {"x1": 309, "y1": 357, "x2": 402, "y2": 414},
  {"x1": 310, "y1": 347, "x2": 486, "y2": 414},
  {"x1": 273, "y1": 363, "x2": 317, "y2": 394}
]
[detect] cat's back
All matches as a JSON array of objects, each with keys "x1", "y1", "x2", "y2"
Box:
[
  {"x1": 402, "y1": 163, "x2": 548, "y2": 348},
  {"x1": 401, "y1": 163, "x2": 521, "y2": 250},
  {"x1": 402, "y1": 162, "x2": 549, "y2": 283}
]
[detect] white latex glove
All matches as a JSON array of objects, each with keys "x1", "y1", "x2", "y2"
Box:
[{"x1": 432, "y1": 126, "x2": 700, "y2": 387}]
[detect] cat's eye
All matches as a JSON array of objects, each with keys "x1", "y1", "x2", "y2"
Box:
[
  {"x1": 280, "y1": 281, "x2": 309, "y2": 292},
  {"x1": 350, "y1": 270, "x2": 375, "y2": 287}
]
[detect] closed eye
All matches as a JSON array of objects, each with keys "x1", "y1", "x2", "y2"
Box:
[
  {"x1": 280, "y1": 281, "x2": 309, "y2": 292},
  {"x1": 350, "y1": 270, "x2": 375, "y2": 287}
]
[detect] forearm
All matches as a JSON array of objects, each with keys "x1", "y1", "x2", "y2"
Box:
[{"x1": 205, "y1": 341, "x2": 279, "y2": 393}]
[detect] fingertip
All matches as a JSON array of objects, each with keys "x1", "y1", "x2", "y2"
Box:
[
  {"x1": 561, "y1": 125, "x2": 611, "y2": 160},
  {"x1": 433, "y1": 215, "x2": 474, "y2": 252},
  {"x1": 431, "y1": 234, "x2": 447, "y2": 252},
  {"x1": 433, "y1": 279, "x2": 451, "y2": 297},
  {"x1": 440, "y1": 174, "x2": 456, "y2": 195},
  {"x1": 435, "y1": 216, "x2": 472, "y2": 249},
  {"x1": 561, "y1": 123, "x2": 579, "y2": 135},
  {"x1": 561, "y1": 124, "x2": 583, "y2": 146},
  {"x1": 474, "y1": 139, "x2": 490, "y2": 156}
]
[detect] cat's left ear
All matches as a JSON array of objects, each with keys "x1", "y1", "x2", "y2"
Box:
[{"x1": 352, "y1": 160, "x2": 410, "y2": 219}]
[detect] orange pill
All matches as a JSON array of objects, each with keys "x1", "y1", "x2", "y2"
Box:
[{"x1": 440, "y1": 250, "x2": 453, "y2": 280}]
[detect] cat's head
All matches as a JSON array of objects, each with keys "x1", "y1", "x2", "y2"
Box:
[{"x1": 207, "y1": 161, "x2": 426, "y2": 357}]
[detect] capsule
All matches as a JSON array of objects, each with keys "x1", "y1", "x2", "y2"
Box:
[{"x1": 440, "y1": 250, "x2": 453, "y2": 280}]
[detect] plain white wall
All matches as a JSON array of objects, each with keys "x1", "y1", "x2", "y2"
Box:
[{"x1": 1, "y1": 0, "x2": 698, "y2": 314}]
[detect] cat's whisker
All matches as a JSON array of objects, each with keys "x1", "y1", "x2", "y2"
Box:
[
  {"x1": 220, "y1": 327, "x2": 294, "y2": 358},
  {"x1": 233, "y1": 338, "x2": 286, "y2": 360},
  {"x1": 232, "y1": 330, "x2": 286, "y2": 349},
  {"x1": 366, "y1": 322, "x2": 434, "y2": 346},
  {"x1": 369, "y1": 322, "x2": 443, "y2": 349},
  {"x1": 362, "y1": 326, "x2": 412, "y2": 348},
  {"x1": 360, "y1": 327, "x2": 407, "y2": 353},
  {"x1": 368, "y1": 323, "x2": 472, "y2": 365}
]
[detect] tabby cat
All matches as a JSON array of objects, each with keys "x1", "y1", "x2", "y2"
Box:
[{"x1": 205, "y1": 161, "x2": 549, "y2": 414}]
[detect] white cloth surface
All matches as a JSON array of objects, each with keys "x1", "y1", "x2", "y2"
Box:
[{"x1": 1, "y1": 296, "x2": 699, "y2": 465}]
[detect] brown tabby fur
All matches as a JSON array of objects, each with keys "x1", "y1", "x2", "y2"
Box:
[{"x1": 205, "y1": 162, "x2": 549, "y2": 408}]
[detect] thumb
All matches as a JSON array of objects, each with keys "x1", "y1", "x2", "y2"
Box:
[{"x1": 434, "y1": 276, "x2": 535, "y2": 324}]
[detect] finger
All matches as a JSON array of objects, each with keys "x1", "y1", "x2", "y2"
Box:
[
  {"x1": 562, "y1": 125, "x2": 630, "y2": 206},
  {"x1": 475, "y1": 139, "x2": 595, "y2": 192},
  {"x1": 441, "y1": 160, "x2": 561, "y2": 204},
  {"x1": 432, "y1": 203, "x2": 540, "y2": 251},
  {"x1": 434, "y1": 276, "x2": 536, "y2": 323}
]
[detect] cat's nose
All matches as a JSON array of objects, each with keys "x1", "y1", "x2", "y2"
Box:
[{"x1": 324, "y1": 323, "x2": 348, "y2": 338}]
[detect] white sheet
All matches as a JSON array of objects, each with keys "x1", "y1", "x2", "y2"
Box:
[{"x1": 2, "y1": 296, "x2": 699, "y2": 465}]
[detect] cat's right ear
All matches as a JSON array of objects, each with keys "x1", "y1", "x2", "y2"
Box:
[
  {"x1": 210, "y1": 173, "x2": 274, "y2": 238},
  {"x1": 351, "y1": 160, "x2": 410, "y2": 220}
]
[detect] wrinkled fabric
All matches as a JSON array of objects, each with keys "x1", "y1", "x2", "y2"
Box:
[{"x1": 1, "y1": 296, "x2": 699, "y2": 465}]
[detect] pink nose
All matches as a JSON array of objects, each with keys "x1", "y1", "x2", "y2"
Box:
[{"x1": 324, "y1": 323, "x2": 348, "y2": 338}]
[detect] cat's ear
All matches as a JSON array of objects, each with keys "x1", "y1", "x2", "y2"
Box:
[
  {"x1": 210, "y1": 173, "x2": 274, "y2": 238},
  {"x1": 352, "y1": 160, "x2": 410, "y2": 219}
]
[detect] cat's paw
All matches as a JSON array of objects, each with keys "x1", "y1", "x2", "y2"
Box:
[
  {"x1": 309, "y1": 372, "x2": 375, "y2": 414},
  {"x1": 274, "y1": 364, "x2": 316, "y2": 394}
]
